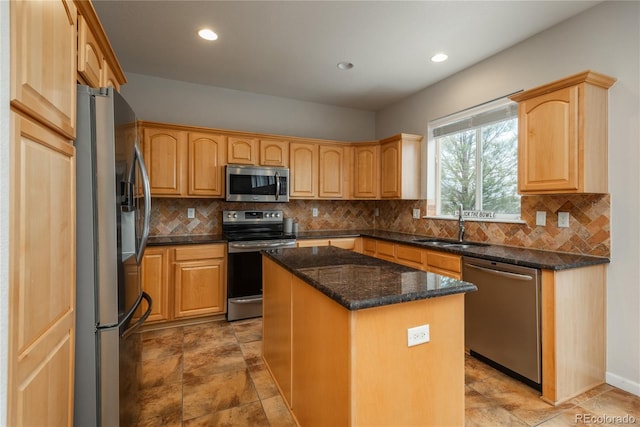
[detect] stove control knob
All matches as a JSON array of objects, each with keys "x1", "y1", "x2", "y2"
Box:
[
  {"x1": 275, "y1": 213, "x2": 281, "y2": 218},
  {"x1": 233, "y1": 213, "x2": 237, "y2": 218},
  {"x1": 226, "y1": 213, "x2": 231, "y2": 218}
]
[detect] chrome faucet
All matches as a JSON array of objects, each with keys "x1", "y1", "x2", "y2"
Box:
[{"x1": 457, "y1": 203, "x2": 465, "y2": 242}]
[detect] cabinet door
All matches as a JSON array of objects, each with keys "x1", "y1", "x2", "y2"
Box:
[
  {"x1": 353, "y1": 145, "x2": 379, "y2": 198},
  {"x1": 77, "y1": 14, "x2": 103, "y2": 89},
  {"x1": 319, "y1": 145, "x2": 344, "y2": 199},
  {"x1": 260, "y1": 139, "x2": 289, "y2": 167},
  {"x1": 141, "y1": 247, "x2": 170, "y2": 322},
  {"x1": 174, "y1": 258, "x2": 226, "y2": 318},
  {"x1": 143, "y1": 126, "x2": 187, "y2": 196},
  {"x1": 518, "y1": 87, "x2": 579, "y2": 193},
  {"x1": 9, "y1": 112, "x2": 76, "y2": 426},
  {"x1": 10, "y1": 0, "x2": 77, "y2": 138},
  {"x1": 102, "y1": 60, "x2": 121, "y2": 92},
  {"x1": 228, "y1": 136, "x2": 258, "y2": 165},
  {"x1": 380, "y1": 140, "x2": 401, "y2": 198},
  {"x1": 290, "y1": 142, "x2": 318, "y2": 198},
  {"x1": 188, "y1": 132, "x2": 227, "y2": 197}
]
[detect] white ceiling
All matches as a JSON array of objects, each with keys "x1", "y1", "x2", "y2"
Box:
[{"x1": 92, "y1": 1, "x2": 599, "y2": 111}]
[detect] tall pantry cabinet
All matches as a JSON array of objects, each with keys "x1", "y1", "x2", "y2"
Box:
[{"x1": 7, "y1": 1, "x2": 125, "y2": 425}]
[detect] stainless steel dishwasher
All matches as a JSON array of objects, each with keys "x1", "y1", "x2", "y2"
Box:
[{"x1": 463, "y1": 256, "x2": 542, "y2": 390}]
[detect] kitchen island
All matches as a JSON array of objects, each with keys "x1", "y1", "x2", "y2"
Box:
[{"x1": 261, "y1": 246, "x2": 477, "y2": 427}]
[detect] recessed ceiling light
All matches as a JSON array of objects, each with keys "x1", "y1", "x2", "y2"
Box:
[
  {"x1": 198, "y1": 28, "x2": 218, "y2": 41},
  {"x1": 337, "y1": 61, "x2": 354, "y2": 70},
  {"x1": 431, "y1": 53, "x2": 448, "y2": 63}
]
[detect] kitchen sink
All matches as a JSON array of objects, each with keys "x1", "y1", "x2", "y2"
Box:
[{"x1": 413, "y1": 238, "x2": 488, "y2": 249}]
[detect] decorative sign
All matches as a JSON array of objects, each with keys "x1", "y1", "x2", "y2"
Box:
[{"x1": 462, "y1": 210, "x2": 495, "y2": 219}]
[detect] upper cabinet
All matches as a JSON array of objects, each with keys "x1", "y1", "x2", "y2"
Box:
[
  {"x1": 319, "y1": 144, "x2": 348, "y2": 199},
  {"x1": 228, "y1": 136, "x2": 258, "y2": 165},
  {"x1": 141, "y1": 123, "x2": 227, "y2": 197},
  {"x1": 188, "y1": 132, "x2": 227, "y2": 197},
  {"x1": 143, "y1": 125, "x2": 188, "y2": 196},
  {"x1": 380, "y1": 133, "x2": 422, "y2": 199},
  {"x1": 260, "y1": 138, "x2": 289, "y2": 167},
  {"x1": 353, "y1": 144, "x2": 380, "y2": 199},
  {"x1": 510, "y1": 71, "x2": 616, "y2": 195},
  {"x1": 290, "y1": 142, "x2": 318, "y2": 198},
  {"x1": 10, "y1": 0, "x2": 78, "y2": 139},
  {"x1": 76, "y1": 0, "x2": 126, "y2": 91}
]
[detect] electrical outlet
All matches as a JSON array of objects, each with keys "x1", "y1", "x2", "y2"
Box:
[
  {"x1": 407, "y1": 324, "x2": 430, "y2": 347},
  {"x1": 558, "y1": 212, "x2": 570, "y2": 228},
  {"x1": 536, "y1": 211, "x2": 546, "y2": 226},
  {"x1": 187, "y1": 208, "x2": 195, "y2": 219},
  {"x1": 312, "y1": 207, "x2": 318, "y2": 217},
  {"x1": 412, "y1": 208, "x2": 421, "y2": 219},
  {"x1": 374, "y1": 208, "x2": 380, "y2": 217}
]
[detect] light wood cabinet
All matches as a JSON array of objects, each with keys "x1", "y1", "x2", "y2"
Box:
[
  {"x1": 140, "y1": 247, "x2": 170, "y2": 322},
  {"x1": 380, "y1": 134, "x2": 422, "y2": 199},
  {"x1": 188, "y1": 132, "x2": 227, "y2": 197},
  {"x1": 75, "y1": 1, "x2": 126, "y2": 91},
  {"x1": 8, "y1": 112, "x2": 76, "y2": 427},
  {"x1": 510, "y1": 71, "x2": 616, "y2": 194},
  {"x1": 296, "y1": 237, "x2": 358, "y2": 250},
  {"x1": 260, "y1": 138, "x2": 289, "y2": 166},
  {"x1": 10, "y1": 0, "x2": 77, "y2": 139},
  {"x1": 319, "y1": 144, "x2": 346, "y2": 198},
  {"x1": 143, "y1": 126, "x2": 188, "y2": 196},
  {"x1": 353, "y1": 144, "x2": 380, "y2": 199},
  {"x1": 141, "y1": 244, "x2": 227, "y2": 323},
  {"x1": 228, "y1": 136, "x2": 258, "y2": 165},
  {"x1": 289, "y1": 142, "x2": 318, "y2": 198},
  {"x1": 141, "y1": 124, "x2": 226, "y2": 198},
  {"x1": 425, "y1": 250, "x2": 462, "y2": 279},
  {"x1": 541, "y1": 265, "x2": 606, "y2": 405}
]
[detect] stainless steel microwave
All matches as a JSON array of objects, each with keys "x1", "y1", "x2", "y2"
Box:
[{"x1": 225, "y1": 165, "x2": 289, "y2": 202}]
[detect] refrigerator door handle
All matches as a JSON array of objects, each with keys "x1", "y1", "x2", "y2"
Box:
[
  {"x1": 121, "y1": 292, "x2": 153, "y2": 338},
  {"x1": 134, "y1": 142, "x2": 151, "y2": 264}
]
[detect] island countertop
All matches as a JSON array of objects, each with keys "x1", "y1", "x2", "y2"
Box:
[{"x1": 262, "y1": 245, "x2": 477, "y2": 310}]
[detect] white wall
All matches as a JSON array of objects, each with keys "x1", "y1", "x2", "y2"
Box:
[
  {"x1": 120, "y1": 73, "x2": 376, "y2": 142},
  {"x1": 376, "y1": 1, "x2": 640, "y2": 395},
  {"x1": 0, "y1": 0, "x2": 10, "y2": 422}
]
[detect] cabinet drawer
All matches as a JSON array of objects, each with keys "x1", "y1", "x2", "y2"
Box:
[
  {"x1": 396, "y1": 245, "x2": 426, "y2": 270},
  {"x1": 376, "y1": 241, "x2": 396, "y2": 260},
  {"x1": 297, "y1": 239, "x2": 330, "y2": 248},
  {"x1": 426, "y1": 251, "x2": 461, "y2": 273},
  {"x1": 174, "y1": 244, "x2": 225, "y2": 261}
]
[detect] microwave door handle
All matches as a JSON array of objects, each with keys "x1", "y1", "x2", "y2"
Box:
[{"x1": 275, "y1": 171, "x2": 280, "y2": 201}]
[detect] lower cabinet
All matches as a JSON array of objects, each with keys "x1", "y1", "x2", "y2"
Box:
[
  {"x1": 296, "y1": 237, "x2": 358, "y2": 250},
  {"x1": 359, "y1": 238, "x2": 462, "y2": 278},
  {"x1": 141, "y1": 243, "x2": 227, "y2": 323}
]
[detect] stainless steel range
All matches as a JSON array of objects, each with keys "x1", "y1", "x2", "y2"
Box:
[{"x1": 223, "y1": 210, "x2": 296, "y2": 321}]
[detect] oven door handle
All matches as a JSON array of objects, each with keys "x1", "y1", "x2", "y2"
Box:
[
  {"x1": 232, "y1": 296, "x2": 263, "y2": 304},
  {"x1": 229, "y1": 241, "x2": 296, "y2": 251}
]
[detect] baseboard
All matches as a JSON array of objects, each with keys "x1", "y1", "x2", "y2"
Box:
[{"x1": 606, "y1": 371, "x2": 640, "y2": 396}]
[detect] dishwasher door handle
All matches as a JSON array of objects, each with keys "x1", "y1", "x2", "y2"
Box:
[{"x1": 464, "y1": 263, "x2": 534, "y2": 281}]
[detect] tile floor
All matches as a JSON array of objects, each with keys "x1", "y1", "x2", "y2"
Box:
[{"x1": 135, "y1": 318, "x2": 640, "y2": 426}]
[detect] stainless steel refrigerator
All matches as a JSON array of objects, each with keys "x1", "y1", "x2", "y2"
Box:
[{"x1": 74, "y1": 84, "x2": 153, "y2": 426}]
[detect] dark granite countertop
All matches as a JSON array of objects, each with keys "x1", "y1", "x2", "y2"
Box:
[
  {"x1": 262, "y1": 246, "x2": 477, "y2": 311},
  {"x1": 147, "y1": 234, "x2": 226, "y2": 246},
  {"x1": 147, "y1": 229, "x2": 609, "y2": 271},
  {"x1": 297, "y1": 229, "x2": 610, "y2": 271}
]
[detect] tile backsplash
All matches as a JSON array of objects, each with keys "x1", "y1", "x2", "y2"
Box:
[{"x1": 150, "y1": 194, "x2": 610, "y2": 257}]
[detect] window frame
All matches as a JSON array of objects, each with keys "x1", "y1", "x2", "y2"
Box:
[{"x1": 426, "y1": 97, "x2": 522, "y2": 223}]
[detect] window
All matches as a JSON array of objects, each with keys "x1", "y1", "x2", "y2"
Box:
[{"x1": 426, "y1": 98, "x2": 520, "y2": 221}]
